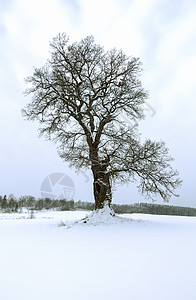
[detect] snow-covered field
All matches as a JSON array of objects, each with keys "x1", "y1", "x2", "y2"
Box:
[{"x1": 0, "y1": 210, "x2": 196, "y2": 300}]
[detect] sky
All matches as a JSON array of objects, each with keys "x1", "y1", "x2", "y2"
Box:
[{"x1": 0, "y1": 0, "x2": 196, "y2": 207}]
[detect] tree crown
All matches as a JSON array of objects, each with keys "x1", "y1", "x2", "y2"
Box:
[{"x1": 23, "y1": 33, "x2": 182, "y2": 202}]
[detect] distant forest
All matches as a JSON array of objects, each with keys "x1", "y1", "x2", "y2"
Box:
[{"x1": 0, "y1": 194, "x2": 196, "y2": 217}]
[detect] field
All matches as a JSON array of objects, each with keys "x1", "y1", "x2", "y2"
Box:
[{"x1": 0, "y1": 210, "x2": 196, "y2": 300}]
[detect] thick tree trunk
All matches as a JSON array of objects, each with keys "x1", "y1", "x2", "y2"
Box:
[
  {"x1": 93, "y1": 174, "x2": 112, "y2": 210},
  {"x1": 90, "y1": 145, "x2": 112, "y2": 210}
]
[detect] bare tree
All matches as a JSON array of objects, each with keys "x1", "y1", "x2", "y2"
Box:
[{"x1": 22, "y1": 33, "x2": 182, "y2": 210}]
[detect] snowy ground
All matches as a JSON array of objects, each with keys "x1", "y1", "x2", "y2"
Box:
[{"x1": 0, "y1": 210, "x2": 196, "y2": 300}]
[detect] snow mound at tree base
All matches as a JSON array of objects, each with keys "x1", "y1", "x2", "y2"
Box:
[{"x1": 61, "y1": 205, "x2": 134, "y2": 227}]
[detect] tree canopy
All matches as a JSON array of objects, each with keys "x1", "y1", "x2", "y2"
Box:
[{"x1": 22, "y1": 33, "x2": 182, "y2": 209}]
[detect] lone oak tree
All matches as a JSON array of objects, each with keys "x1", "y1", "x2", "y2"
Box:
[{"x1": 22, "y1": 34, "x2": 181, "y2": 210}]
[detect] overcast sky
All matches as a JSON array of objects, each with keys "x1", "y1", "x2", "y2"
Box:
[{"x1": 0, "y1": 0, "x2": 196, "y2": 207}]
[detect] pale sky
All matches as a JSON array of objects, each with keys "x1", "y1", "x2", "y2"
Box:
[{"x1": 0, "y1": 0, "x2": 196, "y2": 207}]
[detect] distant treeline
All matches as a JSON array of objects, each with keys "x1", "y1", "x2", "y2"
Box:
[
  {"x1": 0, "y1": 194, "x2": 94, "y2": 212},
  {"x1": 0, "y1": 194, "x2": 196, "y2": 217},
  {"x1": 112, "y1": 203, "x2": 196, "y2": 217}
]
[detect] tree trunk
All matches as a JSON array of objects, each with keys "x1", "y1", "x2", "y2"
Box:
[
  {"x1": 90, "y1": 146, "x2": 112, "y2": 210},
  {"x1": 93, "y1": 174, "x2": 112, "y2": 210}
]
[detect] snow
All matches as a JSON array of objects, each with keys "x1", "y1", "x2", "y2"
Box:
[
  {"x1": 65, "y1": 205, "x2": 133, "y2": 226},
  {"x1": 0, "y1": 210, "x2": 196, "y2": 300}
]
